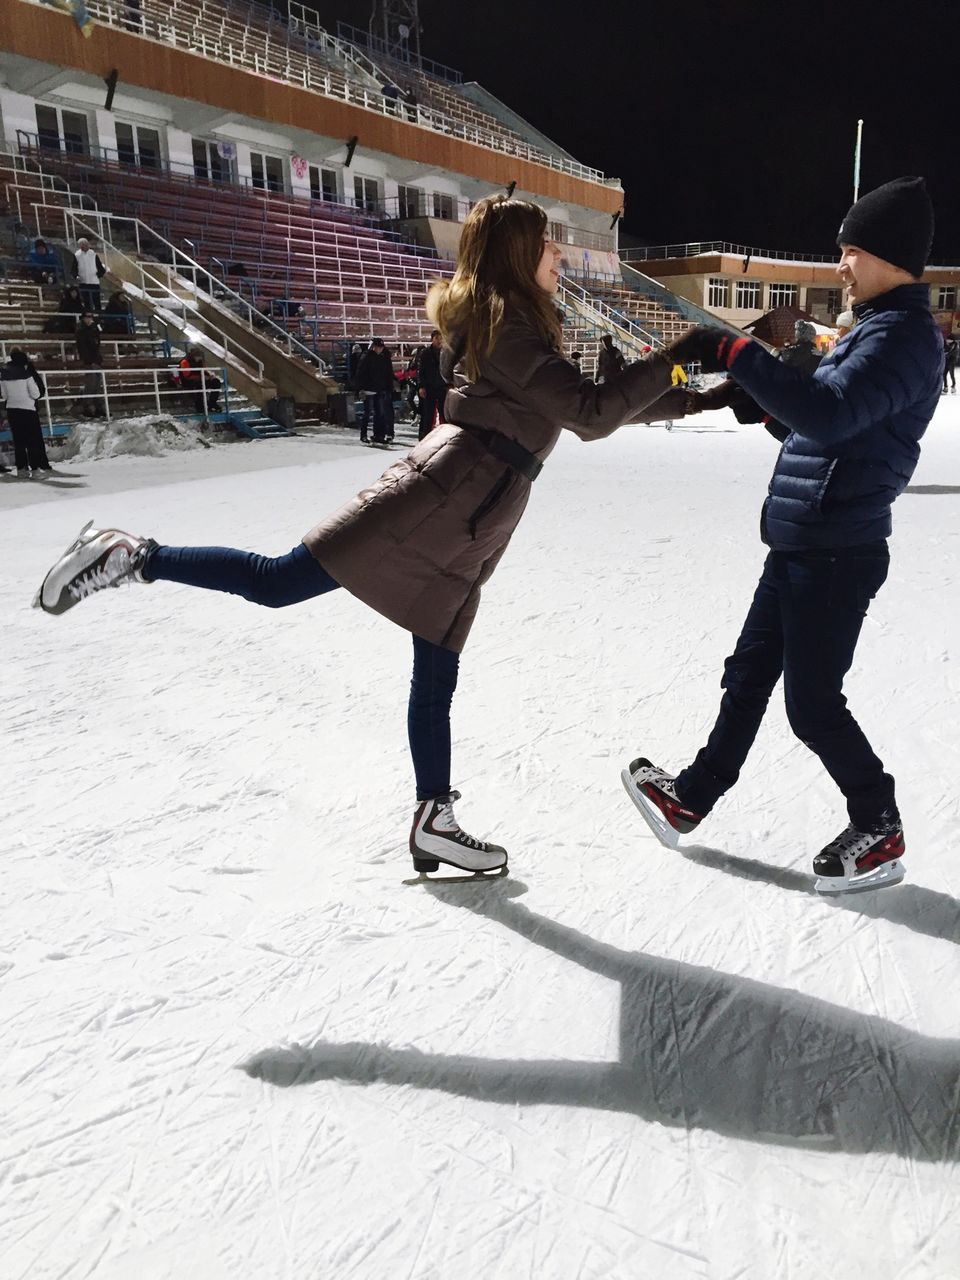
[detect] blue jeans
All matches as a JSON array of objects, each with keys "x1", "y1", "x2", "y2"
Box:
[
  {"x1": 675, "y1": 545, "x2": 895, "y2": 829},
  {"x1": 146, "y1": 542, "x2": 459, "y2": 799},
  {"x1": 361, "y1": 391, "x2": 392, "y2": 441}
]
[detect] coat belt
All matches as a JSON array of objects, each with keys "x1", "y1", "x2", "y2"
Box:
[{"x1": 456, "y1": 424, "x2": 543, "y2": 482}]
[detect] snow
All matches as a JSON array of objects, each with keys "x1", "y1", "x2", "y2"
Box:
[
  {"x1": 57, "y1": 415, "x2": 231, "y2": 461},
  {"x1": 3, "y1": 400, "x2": 960, "y2": 1279}
]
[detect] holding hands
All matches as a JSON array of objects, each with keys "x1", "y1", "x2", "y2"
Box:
[{"x1": 665, "y1": 326, "x2": 750, "y2": 373}]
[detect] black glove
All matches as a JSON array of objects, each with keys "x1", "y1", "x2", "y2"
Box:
[
  {"x1": 665, "y1": 326, "x2": 750, "y2": 373},
  {"x1": 687, "y1": 379, "x2": 766, "y2": 423},
  {"x1": 687, "y1": 379, "x2": 741, "y2": 412}
]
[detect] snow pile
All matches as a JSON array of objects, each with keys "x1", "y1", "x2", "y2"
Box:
[{"x1": 59, "y1": 414, "x2": 223, "y2": 461}]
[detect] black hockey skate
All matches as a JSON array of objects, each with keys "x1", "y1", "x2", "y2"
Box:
[
  {"x1": 406, "y1": 791, "x2": 508, "y2": 883},
  {"x1": 813, "y1": 817, "x2": 905, "y2": 894},
  {"x1": 621, "y1": 757, "x2": 703, "y2": 849}
]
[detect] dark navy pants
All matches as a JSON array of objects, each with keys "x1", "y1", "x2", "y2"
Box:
[
  {"x1": 146, "y1": 542, "x2": 459, "y2": 800},
  {"x1": 675, "y1": 544, "x2": 896, "y2": 829}
]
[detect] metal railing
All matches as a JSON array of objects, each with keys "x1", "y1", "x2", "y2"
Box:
[
  {"x1": 288, "y1": 4, "x2": 384, "y2": 89},
  {"x1": 0, "y1": 336, "x2": 170, "y2": 365},
  {"x1": 622, "y1": 240, "x2": 835, "y2": 265},
  {"x1": 0, "y1": 147, "x2": 99, "y2": 218},
  {"x1": 558, "y1": 277, "x2": 659, "y2": 351},
  {"x1": 2, "y1": 365, "x2": 230, "y2": 432},
  {"x1": 618, "y1": 260, "x2": 743, "y2": 334},
  {"x1": 25, "y1": 0, "x2": 605, "y2": 185},
  {"x1": 335, "y1": 19, "x2": 464, "y2": 84},
  {"x1": 23, "y1": 192, "x2": 332, "y2": 376},
  {"x1": 15, "y1": 135, "x2": 446, "y2": 264},
  {"x1": 42, "y1": 205, "x2": 271, "y2": 381}
]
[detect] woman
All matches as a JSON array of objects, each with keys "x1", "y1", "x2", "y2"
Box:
[
  {"x1": 1, "y1": 348, "x2": 51, "y2": 476},
  {"x1": 32, "y1": 197, "x2": 694, "y2": 878}
]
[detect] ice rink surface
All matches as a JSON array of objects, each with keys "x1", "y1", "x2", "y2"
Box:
[{"x1": 4, "y1": 401, "x2": 960, "y2": 1279}]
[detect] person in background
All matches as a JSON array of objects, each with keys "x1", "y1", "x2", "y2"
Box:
[
  {"x1": 178, "y1": 347, "x2": 222, "y2": 415},
  {"x1": 31, "y1": 196, "x2": 695, "y2": 880},
  {"x1": 569, "y1": 350, "x2": 583, "y2": 375},
  {"x1": 354, "y1": 337, "x2": 396, "y2": 444},
  {"x1": 835, "y1": 309, "x2": 855, "y2": 340},
  {"x1": 395, "y1": 353, "x2": 420, "y2": 421},
  {"x1": 74, "y1": 311, "x2": 105, "y2": 417},
  {"x1": 0, "y1": 347, "x2": 51, "y2": 475},
  {"x1": 597, "y1": 333, "x2": 625, "y2": 382},
  {"x1": 942, "y1": 333, "x2": 957, "y2": 393},
  {"x1": 28, "y1": 239, "x2": 59, "y2": 286},
  {"x1": 101, "y1": 291, "x2": 134, "y2": 336},
  {"x1": 12, "y1": 220, "x2": 31, "y2": 259},
  {"x1": 47, "y1": 284, "x2": 84, "y2": 334},
  {"x1": 71, "y1": 237, "x2": 106, "y2": 313},
  {"x1": 623, "y1": 176, "x2": 943, "y2": 896},
  {"x1": 415, "y1": 329, "x2": 449, "y2": 440},
  {"x1": 778, "y1": 319, "x2": 823, "y2": 374}
]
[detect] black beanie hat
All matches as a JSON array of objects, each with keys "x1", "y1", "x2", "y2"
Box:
[{"x1": 836, "y1": 176, "x2": 934, "y2": 277}]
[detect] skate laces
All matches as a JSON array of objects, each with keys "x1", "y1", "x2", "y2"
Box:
[
  {"x1": 69, "y1": 547, "x2": 133, "y2": 600},
  {"x1": 832, "y1": 819, "x2": 899, "y2": 855},
  {"x1": 637, "y1": 763, "x2": 679, "y2": 799},
  {"x1": 831, "y1": 824, "x2": 863, "y2": 854},
  {"x1": 433, "y1": 797, "x2": 485, "y2": 850}
]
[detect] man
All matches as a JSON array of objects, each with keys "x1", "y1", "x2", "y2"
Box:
[
  {"x1": 415, "y1": 329, "x2": 448, "y2": 440},
  {"x1": 178, "y1": 347, "x2": 221, "y2": 415},
  {"x1": 597, "y1": 333, "x2": 625, "y2": 382},
  {"x1": 778, "y1": 318, "x2": 823, "y2": 374},
  {"x1": 354, "y1": 337, "x2": 396, "y2": 444},
  {"x1": 27, "y1": 238, "x2": 59, "y2": 286},
  {"x1": 72, "y1": 237, "x2": 106, "y2": 313},
  {"x1": 942, "y1": 333, "x2": 957, "y2": 393},
  {"x1": 75, "y1": 311, "x2": 105, "y2": 417},
  {"x1": 624, "y1": 176, "x2": 943, "y2": 894}
]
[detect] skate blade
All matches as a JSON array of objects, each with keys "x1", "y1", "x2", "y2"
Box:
[
  {"x1": 32, "y1": 519, "x2": 95, "y2": 611},
  {"x1": 815, "y1": 859, "x2": 905, "y2": 894},
  {"x1": 620, "y1": 769, "x2": 680, "y2": 850},
  {"x1": 403, "y1": 864, "x2": 509, "y2": 886}
]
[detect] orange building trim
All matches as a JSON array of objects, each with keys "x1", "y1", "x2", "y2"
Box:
[{"x1": 4, "y1": 0, "x2": 621, "y2": 214}]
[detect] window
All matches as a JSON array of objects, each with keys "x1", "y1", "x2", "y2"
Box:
[
  {"x1": 550, "y1": 221, "x2": 571, "y2": 245},
  {"x1": 734, "y1": 280, "x2": 762, "y2": 309},
  {"x1": 193, "y1": 139, "x2": 235, "y2": 183},
  {"x1": 937, "y1": 286, "x2": 957, "y2": 310},
  {"x1": 768, "y1": 282, "x2": 799, "y2": 307},
  {"x1": 309, "y1": 166, "x2": 339, "y2": 202},
  {"x1": 397, "y1": 184, "x2": 424, "y2": 218},
  {"x1": 707, "y1": 277, "x2": 730, "y2": 308},
  {"x1": 115, "y1": 122, "x2": 161, "y2": 169},
  {"x1": 36, "y1": 104, "x2": 89, "y2": 155},
  {"x1": 432, "y1": 192, "x2": 454, "y2": 220},
  {"x1": 250, "y1": 151, "x2": 285, "y2": 194},
  {"x1": 353, "y1": 175, "x2": 380, "y2": 213},
  {"x1": 824, "y1": 288, "x2": 842, "y2": 313}
]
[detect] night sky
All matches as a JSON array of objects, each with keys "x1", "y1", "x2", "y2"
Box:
[{"x1": 305, "y1": 0, "x2": 959, "y2": 260}]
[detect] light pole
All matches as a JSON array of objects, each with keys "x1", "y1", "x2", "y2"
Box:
[{"x1": 853, "y1": 118, "x2": 864, "y2": 202}]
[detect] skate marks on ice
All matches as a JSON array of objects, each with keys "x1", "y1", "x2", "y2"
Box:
[
  {"x1": 680, "y1": 843, "x2": 960, "y2": 945},
  {"x1": 244, "y1": 881, "x2": 960, "y2": 1162}
]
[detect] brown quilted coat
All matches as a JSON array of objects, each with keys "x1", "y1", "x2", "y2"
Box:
[{"x1": 303, "y1": 317, "x2": 686, "y2": 651}]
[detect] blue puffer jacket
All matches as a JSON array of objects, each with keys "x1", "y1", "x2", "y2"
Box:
[{"x1": 728, "y1": 284, "x2": 943, "y2": 549}]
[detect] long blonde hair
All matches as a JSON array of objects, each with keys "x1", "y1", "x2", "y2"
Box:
[{"x1": 427, "y1": 196, "x2": 563, "y2": 381}]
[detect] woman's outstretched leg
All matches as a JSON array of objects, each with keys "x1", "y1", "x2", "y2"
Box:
[
  {"x1": 33, "y1": 522, "x2": 337, "y2": 615},
  {"x1": 406, "y1": 633, "x2": 507, "y2": 877},
  {"x1": 145, "y1": 542, "x2": 337, "y2": 606}
]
